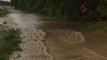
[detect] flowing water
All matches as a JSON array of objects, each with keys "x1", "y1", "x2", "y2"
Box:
[{"x1": 9, "y1": 9, "x2": 107, "y2": 60}]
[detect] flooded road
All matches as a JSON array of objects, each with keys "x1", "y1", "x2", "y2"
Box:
[{"x1": 9, "y1": 9, "x2": 107, "y2": 60}]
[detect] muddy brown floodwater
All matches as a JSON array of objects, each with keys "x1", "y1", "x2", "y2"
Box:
[{"x1": 9, "y1": 9, "x2": 107, "y2": 60}]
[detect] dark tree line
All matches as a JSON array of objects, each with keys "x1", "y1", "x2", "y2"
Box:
[{"x1": 11, "y1": 0, "x2": 107, "y2": 21}]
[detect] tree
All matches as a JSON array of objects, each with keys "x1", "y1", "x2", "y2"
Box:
[{"x1": 96, "y1": 0, "x2": 107, "y2": 16}]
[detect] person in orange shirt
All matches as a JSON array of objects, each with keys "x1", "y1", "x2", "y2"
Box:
[{"x1": 80, "y1": 4, "x2": 87, "y2": 17}]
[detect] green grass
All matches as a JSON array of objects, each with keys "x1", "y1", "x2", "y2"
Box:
[
  {"x1": 0, "y1": 26, "x2": 21, "y2": 60},
  {"x1": 0, "y1": 8, "x2": 9, "y2": 17}
]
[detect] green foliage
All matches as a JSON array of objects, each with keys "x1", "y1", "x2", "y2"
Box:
[
  {"x1": 12, "y1": 0, "x2": 107, "y2": 22},
  {"x1": 0, "y1": 8, "x2": 9, "y2": 17},
  {"x1": 11, "y1": 0, "x2": 82, "y2": 21},
  {"x1": 0, "y1": 27, "x2": 21, "y2": 60},
  {"x1": 96, "y1": 0, "x2": 107, "y2": 16}
]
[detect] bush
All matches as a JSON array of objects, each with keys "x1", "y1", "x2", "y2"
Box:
[
  {"x1": 12, "y1": 0, "x2": 82, "y2": 21},
  {"x1": 0, "y1": 8, "x2": 9, "y2": 17},
  {"x1": 0, "y1": 26, "x2": 21, "y2": 60}
]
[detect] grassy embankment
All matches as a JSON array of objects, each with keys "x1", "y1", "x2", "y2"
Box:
[
  {"x1": 0, "y1": 8, "x2": 9, "y2": 17},
  {"x1": 0, "y1": 27, "x2": 21, "y2": 60},
  {"x1": 0, "y1": 8, "x2": 21, "y2": 60}
]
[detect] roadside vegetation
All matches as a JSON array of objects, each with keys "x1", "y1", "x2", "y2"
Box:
[
  {"x1": 0, "y1": 26, "x2": 21, "y2": 60},
  {"x1": 0, "y1": 8, "x2": 9, "y2": 17},
  {"x1": 11, "y1": 0, "x2": 107, "y2": 32}
]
